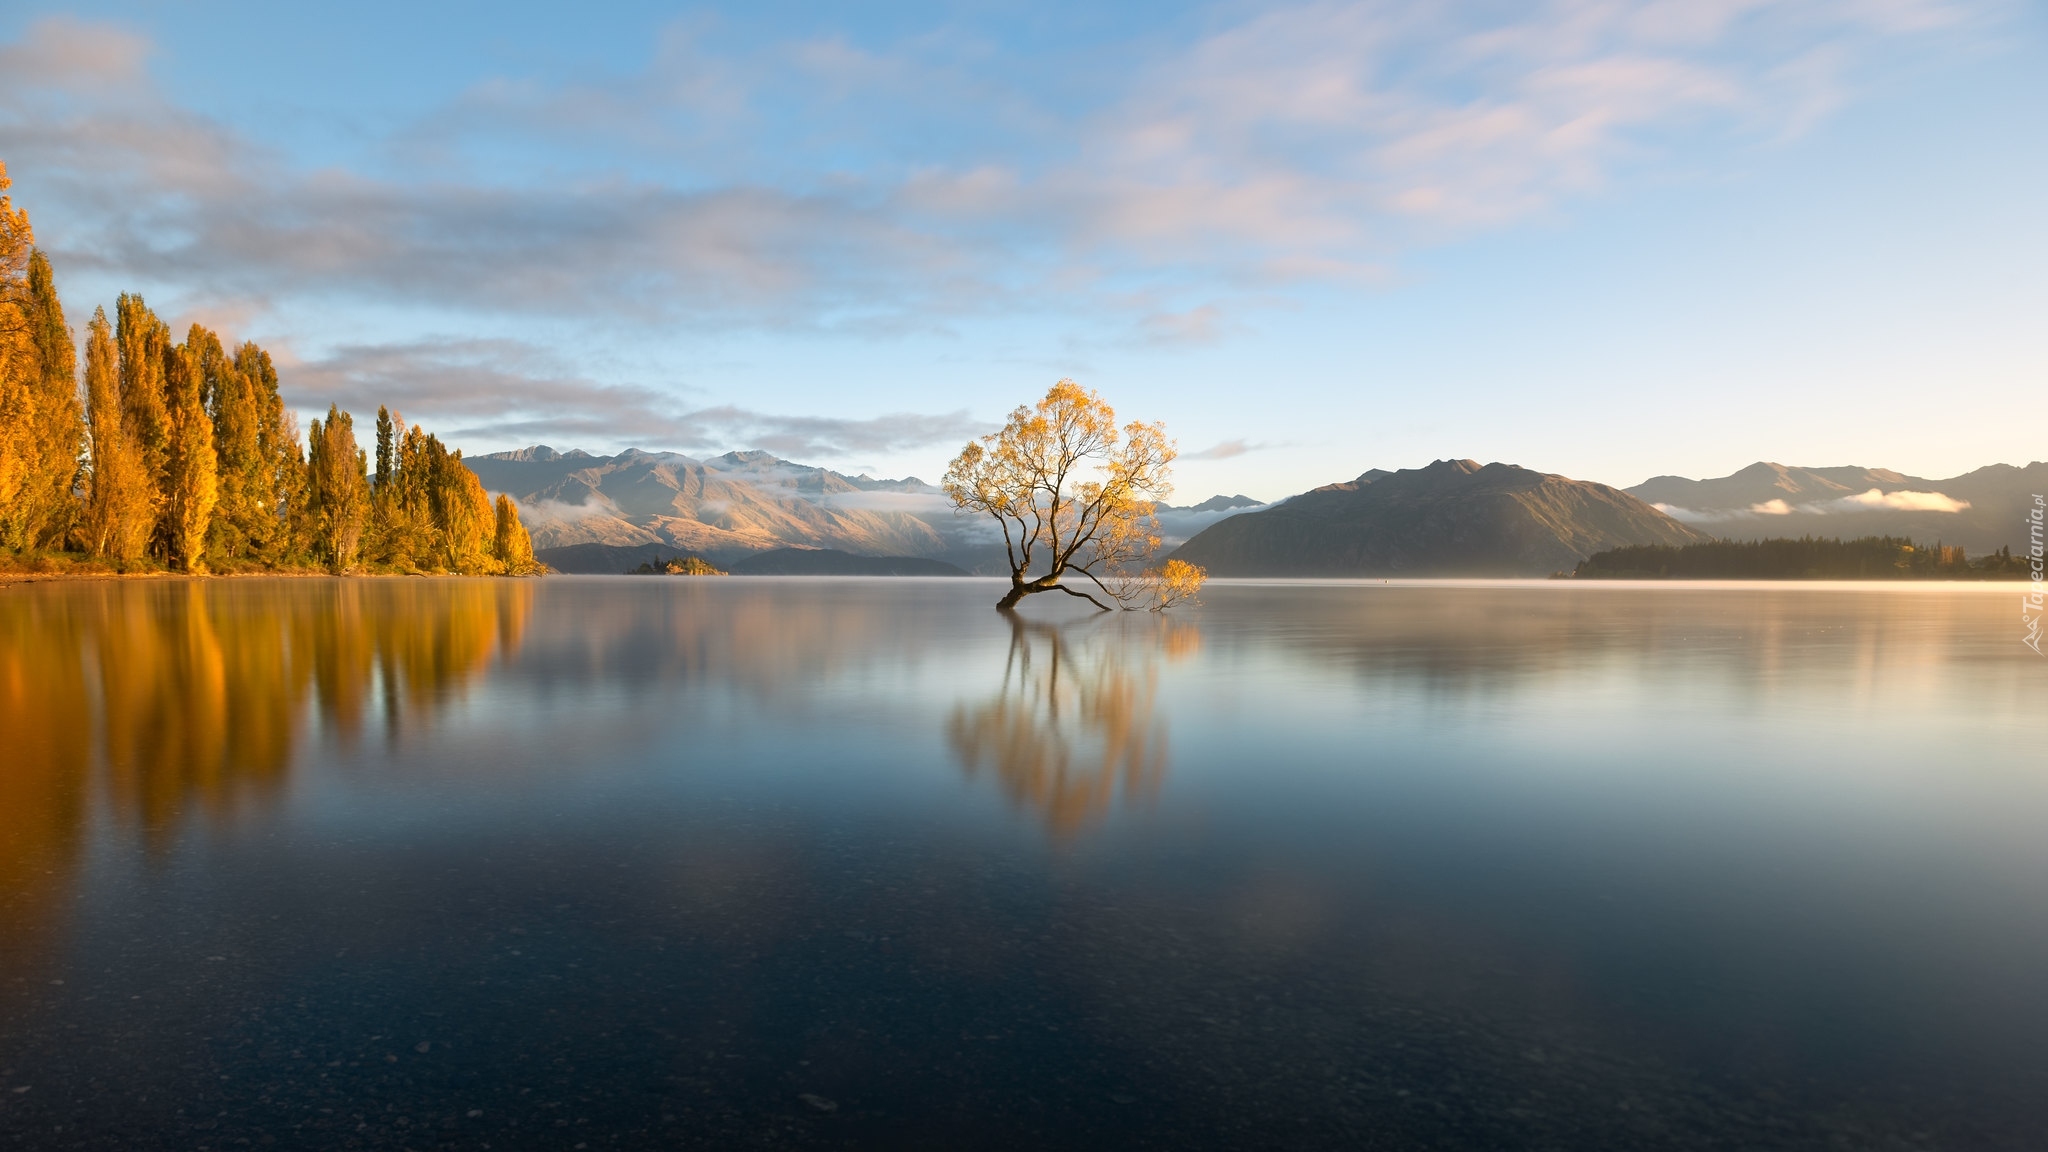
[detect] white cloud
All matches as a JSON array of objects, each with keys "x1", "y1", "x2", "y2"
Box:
[
  {"x1": 509, "y1": 497, "x2": 628, "y2": 523},
  {"x1": 1655, "y1": 487, "x2": 1971, "y2": 521},
  {"x1": 276, "y1": 336, "x2": 986, "y2": 459},
  {"x1": 1828, "y1": 487, "x2": 1970, "y2": 512},
  {"x1": 1653, "y1": 502, "x2": 1727, "y2": 522}
]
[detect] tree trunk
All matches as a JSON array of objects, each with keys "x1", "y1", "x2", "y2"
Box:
[
  {"x1": 996, "y1": 570, "x2": 1113, "y2": 613},
  {"x1": 997, "y1": 579, "x2": 1028, "y2": 611}
]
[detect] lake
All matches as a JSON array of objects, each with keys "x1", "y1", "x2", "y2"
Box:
[{"x1": 2, "y1": 576, "x2": 2045, "y2": 1149}]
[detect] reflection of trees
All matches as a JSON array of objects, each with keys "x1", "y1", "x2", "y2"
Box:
[
  {"x1": 0, "y1": 578, "x2": 534, "y2": 952},
  {"x1": 948, "y1": 615, "x2": 1196, "y2": 836},
  {"x1": 0, "y1": 591, "x2": 93, "y2": 989}
]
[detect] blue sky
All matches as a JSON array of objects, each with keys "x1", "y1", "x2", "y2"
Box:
[{"x1": 1, "y1": 0, "x2": 2041, "y2": 500}]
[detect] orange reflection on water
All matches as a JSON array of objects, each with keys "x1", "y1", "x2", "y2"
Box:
[
  {"x1": 0, "y1": 578, "x2": 532, "y2": 977},
  {"x1": 949, "y1": 615, "x2": 1197, "y2": 837}
]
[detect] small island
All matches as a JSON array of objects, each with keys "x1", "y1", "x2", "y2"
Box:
[{"x1": 630, "y1": 554, "x2": 727, "y2": 575}]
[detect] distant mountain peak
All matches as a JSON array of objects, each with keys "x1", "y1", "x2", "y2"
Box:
[
  {"x1": 1170, "y1": 457, "x2": 1702, "y2": 577},
  {"x1": 1438, "y1": 458, "x2": 1484, "y2": 474},
  {"x1": 615, "y1": 447, "x2": 694, "y2": 462},
  {"x1": 1171, "y1": 494, "x2": 1263, "y2": 513},
  {"x1": 461, "y1": 446, "x2": 972, "y2": 564},
  {"x1": 479, "y1": 445, "x2": 595, "y2": 462},
  {"x1": 714, "y1": 450, "x2": 790, "y2": 468}
]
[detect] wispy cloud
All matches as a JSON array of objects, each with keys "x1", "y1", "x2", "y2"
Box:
[
  {"x1": 1, "y1": 5, "x2": 1998, "y2": 329},
  {"x1": 279, "y1": 335, "x2": 985, "y2": 459},
  {"x1": 0, "y1": 5, "x2": 2007, "y2": 448},
  {"x1": 680, "y1": 406, "x2": 989, "y2": 459},
  {"x1": 1183, "y1": 439, "x2": 1270, "y2": 461}
]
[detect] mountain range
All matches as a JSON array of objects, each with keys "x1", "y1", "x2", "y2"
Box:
[
  {"x1": 466, "y1": 447, "x2": 1273, "y2": 572},
  {"x1": 1168, "y1": 459, "x2": 1706, "y2": 576},
  {"x1": 465, "y1": 447, "x2": 2043, "y2": 578},
  {"x1": 1626, "y1": 461, "x2": 2046, "y2": 553}
]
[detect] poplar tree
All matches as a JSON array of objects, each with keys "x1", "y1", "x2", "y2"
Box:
[
  {"x1": 0, "y1": 161, "x2": 36, "y2": 548},
  {"x1": 306, "y1": 405, "x2": 368, "y2": 571},
  {"x1": 494, "y1": 493, "x2": 537, "y2": 575},
  {"x1": 198, "y1": 327, "x2": 280, "y2": 566},
  {"x1": 82, "y1": 307, "x2": 151, "y2": 561},
  {"x1": 376, "y1": 418, "x2": 438, "y2": 568},
  {"x1": 234, "y1": 342, "x2": 300, "y2": 564},
  {"x1": 0, "y1": 159, "x2": 540, "y2": 575},
  {"x1": 115, "y1": 294, "x2": 171, "y2": 557},
  {"x1": 162, "y1": 329, "x2": 220, "y2": 570},
  {"x1": 433, "y1": 445, "x2": 499, "y2": 574},
  {"x1": 23, "y1": 251, "x2": 83, "y2": 548}
]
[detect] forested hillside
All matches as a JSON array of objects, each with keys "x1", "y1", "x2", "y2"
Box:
[{"x1": 1572, "y1": 536, "x2": 2025, "y2": 580}]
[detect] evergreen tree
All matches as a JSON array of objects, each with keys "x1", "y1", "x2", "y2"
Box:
[
  {"x1": 82, "y1": 307, "x2": 151, "y2": 561},
  {"x1": 162, "y1": 329, "x2": 220, "y2": 571},
  {"x1": 375, "y1": 406, "x2": 394, "y2": 491}
]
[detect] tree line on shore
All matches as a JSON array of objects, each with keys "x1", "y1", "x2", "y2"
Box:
[
  {"x1": 0, "y1": 161, "x2": 537, "y2": 575},
  {"x1": 1572, "y1": 536, "x2": 2027, "y2": 580}
]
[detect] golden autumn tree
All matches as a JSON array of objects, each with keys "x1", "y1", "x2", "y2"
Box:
[
  {"x1": 22, "y1": 252, "x2": 83, "y2": 548},
  {"x1": 161, "y1": 329, "x2": 219, "y2": 570},
  {"x1": 493, "y1": 492, "x2": 538, "y2": 575},
  {"x1": 82, "y1": 307, "x2": 151, "y2": 561},
  {"x1": 235, "y1": 343, "x2": 305, "y2": 566},
  {"x1": 433, "y1": 447, "x2": 499, "y2": 574},
  {"x1": 363, "y1": 409, "x2": 433, "y2": 568},
  {"x1": 306, "y1": 405, "x2": 369, "y2": 572},
  {"x1": 0, "y1": 161, "x2": 38, "y2": 549},
  {"x1": 944, "y1": 379, "x2": 1205, "y2": 611},
  {"x1": 0, "y1": 160, "x2": 542, "y2": 576},
  {"x1": 115, "y1": 293, "x2": 172, "y2": 557},
  {"x1": 195, "y1": 326, "x2": 258, "y2": 565}
]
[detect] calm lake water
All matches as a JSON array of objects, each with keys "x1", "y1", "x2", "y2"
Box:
[{"x1": 2, "y1": 576, "x2": 2045, "y2": 1150}]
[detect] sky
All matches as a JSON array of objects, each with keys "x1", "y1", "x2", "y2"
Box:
[{"x1": 0, "y1": 0, "x2": 2042, "y2": 500}]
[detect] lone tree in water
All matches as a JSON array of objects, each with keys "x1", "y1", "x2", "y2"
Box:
[{"x1": 944, "y1": 380, "x2": 1206, "y2": 612}]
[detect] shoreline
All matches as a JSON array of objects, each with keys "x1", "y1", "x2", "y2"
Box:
[{"x1": 0, "y1": 568, "x2": 544, "y2": 588}]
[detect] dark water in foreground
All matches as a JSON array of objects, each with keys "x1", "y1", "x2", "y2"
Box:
[{"x1": 2, "y1": 576, "x2": 2045, "y2": 1150}]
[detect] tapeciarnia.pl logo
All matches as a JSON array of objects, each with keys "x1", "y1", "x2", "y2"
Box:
[{"x1": 2025, "y1": 495, "x2": 2045, "y2": 655}]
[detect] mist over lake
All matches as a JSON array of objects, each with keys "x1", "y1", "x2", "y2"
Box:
[{"x1": 2, "y1": 578, "x2": 2046, "y2": 1149}]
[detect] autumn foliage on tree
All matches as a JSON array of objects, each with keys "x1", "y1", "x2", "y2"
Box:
[
  {"x1": 0, "y1": 159, "x2": 542, "y2": 576},
  {"x1": 944, "y1": 379, "x2": 1206, "y2": 611}
]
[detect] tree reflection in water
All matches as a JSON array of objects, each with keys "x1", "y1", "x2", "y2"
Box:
[
  {"x1": 0, "y1": 579, "x2": 532, "y2": 987},
  {"x1": 948, "y1": 613, "x2": 1199, "y2": 836}
]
